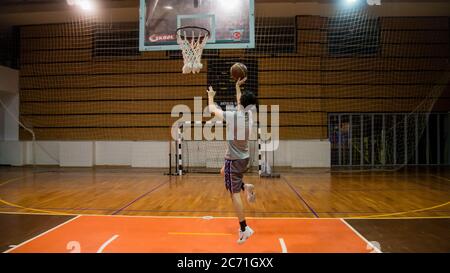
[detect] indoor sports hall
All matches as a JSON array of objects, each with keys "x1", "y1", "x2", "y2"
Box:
[{"x1": 0, "y1": 0, "x2": 449, "y2": 254}]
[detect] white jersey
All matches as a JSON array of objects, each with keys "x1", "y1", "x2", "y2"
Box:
[{"x1": 223, "y1": 110, "x2": 252, "y2": 160}]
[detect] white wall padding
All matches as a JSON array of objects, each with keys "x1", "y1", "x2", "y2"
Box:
[
  {"x1": 59, "y1": 141, "x2": 94, "y2": 167},
  {"x1": 131, "y1": 141, "x2": 169, "y2": 168},
  {"x1": 95, "y1": 141, "x2": 132, "y2": 166},
  {"x1": 291, "y1": 140, "x2": 331, "y2": 168},
  {"x1": 0, "y1": 141, "x2": 25, "y2": 166}
]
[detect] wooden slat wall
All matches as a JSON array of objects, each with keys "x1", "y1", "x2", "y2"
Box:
[
  {"x1": 21, "y1": 112, "x2": 325, "y2": 128},
  {"x1": 19, "y1": 16, "x2": 450, "y2": 141}
]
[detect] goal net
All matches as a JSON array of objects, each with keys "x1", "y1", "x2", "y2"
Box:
[
  {"x1": 179, "y1": 140, "x2": 260, "y2": 174},
  {"x1": 171, "y1": 119, "x2": 261, "y2": 175}
]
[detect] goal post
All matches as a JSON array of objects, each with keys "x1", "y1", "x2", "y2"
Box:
[{"x1": 175, "y1": 121, "x2": 266, "y2": 176}]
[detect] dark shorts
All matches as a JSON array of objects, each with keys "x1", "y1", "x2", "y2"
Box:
[{"x1": 224, "y1": 158, "x2": 250, "y2": 194}]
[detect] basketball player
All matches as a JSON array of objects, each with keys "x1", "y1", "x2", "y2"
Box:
[{"x1": 207, "y1": 77, "x2": 257, "y2": 244}]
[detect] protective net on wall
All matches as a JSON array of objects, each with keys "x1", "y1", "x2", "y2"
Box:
[{"x1": 9, "y1": 4, "x2": 449, "y2": 170}]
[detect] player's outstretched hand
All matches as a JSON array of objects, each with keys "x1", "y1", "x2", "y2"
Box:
[
  {"x1": 236, "y1": 77, "x2": 247, "y2": 87},
  {"x1": 207, "y1": 86, "x2": 216, "y2": 97}
]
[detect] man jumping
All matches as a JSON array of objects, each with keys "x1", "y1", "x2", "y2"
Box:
[{"x1": 207, "y1": 77, "x2": 257, "y2": 244}]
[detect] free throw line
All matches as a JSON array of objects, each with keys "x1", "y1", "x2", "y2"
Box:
[{"x1": 168, "y1": 232, "x2": 232, "y2": 236}]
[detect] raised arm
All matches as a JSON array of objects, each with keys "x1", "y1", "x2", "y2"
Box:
[
  {"x1": 207, "y1": 86, "x2": 224, "y2": 120},
  {"x1": 235, "y1": 77, "x2": 247, "y2": 107}
]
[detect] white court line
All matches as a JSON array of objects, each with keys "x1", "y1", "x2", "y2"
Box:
[
  {"x1": 97, "y1": 235, "x2": 119, "y2": 253},
  {"x1": 340, "y1": 219, "x2": 382, "y2": 253},
  {"x1": 279, "y1": 238, "x2": 288, "y2": 253},
  {"x1": 3, "y1": 215, "x2": 81, "y2": 253}
]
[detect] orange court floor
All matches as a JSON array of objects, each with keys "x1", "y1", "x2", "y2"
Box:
[{"x1": 5, "y1": 215, "x2": 377, "y2": 253}]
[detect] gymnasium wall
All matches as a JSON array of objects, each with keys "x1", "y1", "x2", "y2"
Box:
[
  {"x1": 0, "y1": 65, "x2": 19, "y2": 141},
  {"x1": 17, "y1": 15, "x2": 450, "y2": 141}
]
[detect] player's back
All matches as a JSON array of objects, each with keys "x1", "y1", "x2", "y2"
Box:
[{"x1": 224, "y1": 110, "x2": 251, "y2": 160}]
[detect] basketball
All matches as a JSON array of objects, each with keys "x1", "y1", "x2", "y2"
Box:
[{"x1": 230, "y1": 63, "x2": 248, "y2": 81}]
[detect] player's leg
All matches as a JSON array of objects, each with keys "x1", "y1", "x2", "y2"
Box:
[
  {"x1": 224, "y1": 164, "x2": 254, "y2": 202},
  {"x1": 231, "y1": 192, "x2": 245, "y2": 222},
  {"x1": 244, "y1": 183, "x2": 256, "y2": 203},
  {"x1": 240, "y1": 158, "x2": 256, "y2": 203},
  {"x1": 225, "y1": 159, "x2": 254, "y2": 244},
  {"x1": 231, "y1": 192, "x2": 254, "y2": 244}
]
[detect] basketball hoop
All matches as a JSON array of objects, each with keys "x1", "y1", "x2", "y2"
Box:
[{"x1": 176, "y1": 26, "x2": 210, "y2": 74}]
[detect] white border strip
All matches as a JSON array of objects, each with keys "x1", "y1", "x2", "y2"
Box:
[
  {"x1": 279, "y1": 238, "x2": 288, "y2": 253},
  {"x1": 340, "y1": 219, "x2": 382, "y2": 253},
  {"x1": 3, "y1": 215, "x2": 81, "y2": 253},
  {"x1": 97, "y1": 235, "x2": 119, "y2": 253}
]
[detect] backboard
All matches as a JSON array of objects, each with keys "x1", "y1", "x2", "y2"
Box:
[{"x1": 139, "y1": 0, "x2": 255, "y2": 51}]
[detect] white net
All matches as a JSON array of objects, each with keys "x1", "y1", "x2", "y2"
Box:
[
  {"x1": 177, "y1": 28, "x2": 209, "y2": 74},
  {"x1": 180, "y1": 140, "x2": 259, "y2": 173},
  {"x1": 326, "y1": 7, "x2": 450, "y2": 169}
]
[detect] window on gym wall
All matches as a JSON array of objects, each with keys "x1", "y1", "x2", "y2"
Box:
[
  {"x1": 329, "y1": 113, "x2": 450, "y2": 167},
  {"x1": 327, "y1": 13, "x2": 380, "y2": 56},
  {"x1": 246, "y1": 17, "x2": 297, "y2": 55},
  {"x1": 93, "y1": 22, "x2": 141, "y2": 57},
  {"x1": 0, "y1": 27, "x2": 20, "y2": 69}
]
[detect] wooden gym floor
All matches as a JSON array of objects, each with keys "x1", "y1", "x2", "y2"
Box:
[{"x1": 0, "y1": 166, "x2": 449, "y2": 253}]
